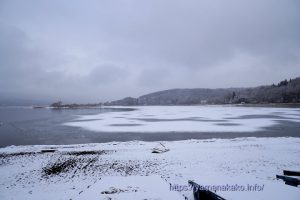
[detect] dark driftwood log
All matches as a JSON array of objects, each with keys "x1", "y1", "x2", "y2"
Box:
[
  {"x1": 276, "y1": 175, "x2": 300, "y2": 187},
  {"x1": 188, "y1": 180, "x2": 226, "y2": 200},
  {"x1": 283, "y1": 170, "x2": 300, "y2": 177},
  {"x1": 41, "y1": 149, "x2": 56, "y2": 153}
]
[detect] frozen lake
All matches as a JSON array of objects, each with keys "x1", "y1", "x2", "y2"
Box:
[
  {"x1": 1, "y1": 106, "x2": 300, "y2": 200},
  {"x1": 65, "y1": 106, "x2": 300, "y2": 132},
  {"x1": 0, "y1": 105, "x2": 300, "y2": 147}
]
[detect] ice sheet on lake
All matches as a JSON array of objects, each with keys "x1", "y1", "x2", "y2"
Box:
[{"x1": 64, "y1": 106, "x2": 300, "y2": 132}]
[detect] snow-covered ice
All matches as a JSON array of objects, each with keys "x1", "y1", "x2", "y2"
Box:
[
  {"x1": 64, "y1": 106, "x2": 300, "y2": 132},
  {"x1": 1, "y1": 137, "x2": 299, "y2": 200}
]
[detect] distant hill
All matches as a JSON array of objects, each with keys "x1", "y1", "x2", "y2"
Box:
[{"x1": 105, "y1": 77, "x2": 300, "y2": 106}]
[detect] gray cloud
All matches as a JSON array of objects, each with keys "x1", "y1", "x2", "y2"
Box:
[
  {"x1": 88, "y1": 64, "x2": 129, "y2": 85},
  {"x1": 0, "y1": 0, "x2": 300, "y2": 102}
]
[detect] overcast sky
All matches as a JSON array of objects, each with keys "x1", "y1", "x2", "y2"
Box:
[{"x1": 0, "y1": 0, "x2": 300, "y2": 102}]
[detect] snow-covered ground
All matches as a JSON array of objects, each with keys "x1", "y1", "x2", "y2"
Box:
[
  {"x1": 64, "y1": 106, "x2": 300, "y2": 132},
  {"x1": 1, "y1": 137, "x2": 299, "y2": 200}
]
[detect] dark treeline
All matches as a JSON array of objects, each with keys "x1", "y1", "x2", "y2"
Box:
[
  {"x1": 50, "y1": 101, "x2": 102, "y2": 108},
  {"x1": 105, "y1": 77, "x2": 300, "y2": 106}
]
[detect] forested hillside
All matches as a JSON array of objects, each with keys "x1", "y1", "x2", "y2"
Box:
[{"x1": 106, "y1": 77, "x2": 300, "y2": 105}]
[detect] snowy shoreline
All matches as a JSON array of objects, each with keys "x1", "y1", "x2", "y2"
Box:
[{"x1": 1, "y1": 137, "x2": 300, "y2": 200}]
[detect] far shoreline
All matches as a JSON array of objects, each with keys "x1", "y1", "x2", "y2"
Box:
[{"x1": 30, "y1": 103, "x2": 300, "y2": 109}]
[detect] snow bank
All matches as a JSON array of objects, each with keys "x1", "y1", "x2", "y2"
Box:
[{"x1": 0, "y1": 137, "x2": 299, "y2": 199}]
